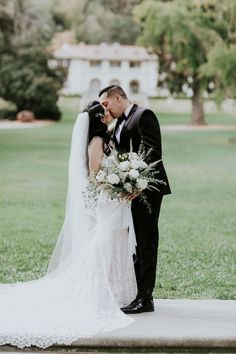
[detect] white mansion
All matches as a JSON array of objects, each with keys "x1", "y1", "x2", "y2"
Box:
[{"x1": 53, "y1": 42, "x2": 159, "y2": 100}]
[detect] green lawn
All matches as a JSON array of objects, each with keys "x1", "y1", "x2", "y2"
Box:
[
  {"x1": 0, "y1": 101, "x2": 235, "y2": 299},
  {"x1": 157, "y1": 111, "x2": 236, "y2": 125}
]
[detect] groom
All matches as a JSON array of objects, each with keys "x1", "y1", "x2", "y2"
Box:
[{"x1": 99, "y1": 85, "x2": 171, "y2": 314}]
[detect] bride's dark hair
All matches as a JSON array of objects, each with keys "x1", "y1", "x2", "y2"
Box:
[{"x1": 84, "y1": 100, "x2": 109, "y2": 144}]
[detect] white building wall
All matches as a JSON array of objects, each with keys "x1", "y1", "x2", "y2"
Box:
[
  {"x1": 146, "y1": 60, "x2": 159, "y2": 96},
  {"x1": 61, "y1": 58, "x2": 158, "y2": 97}
]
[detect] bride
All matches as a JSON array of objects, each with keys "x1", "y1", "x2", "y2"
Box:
[{"x1": 0, "y1": 101, "x2": 137, "y2": 349}]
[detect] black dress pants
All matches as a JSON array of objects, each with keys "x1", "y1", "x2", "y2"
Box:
[{"x1": 131, "y1": 191, "x2": 163, "y2": 300}]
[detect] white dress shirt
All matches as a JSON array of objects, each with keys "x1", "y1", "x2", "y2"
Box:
[{"x1": 115, "y1": 104, "x2": 133, "y2": 144}]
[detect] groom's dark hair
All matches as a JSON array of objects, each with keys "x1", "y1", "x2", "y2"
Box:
[{"x1": 99, "y1": 85, "x2": 127, "y2": 99}]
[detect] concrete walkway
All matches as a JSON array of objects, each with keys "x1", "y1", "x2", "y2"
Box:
[
  {"x1": 0, "y1": 120, "x2": 53, "y2": 129},
  {"x1": 161, "y1": 124, "x2": 236, "y2": 131},
  {"x1": 1, "y1": 299, "x2": 236, "y2": 353}
]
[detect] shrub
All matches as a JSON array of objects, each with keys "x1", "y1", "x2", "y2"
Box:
[
  {"x1": 0, "y1": 109, "x2": 17, "y2": 120},
  {"x1": 0, "y1": 48, "x2": 66, "y2": 120}
]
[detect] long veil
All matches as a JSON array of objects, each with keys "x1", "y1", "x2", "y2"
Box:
[
  {"x1": 0, "y1": 111, "x2": 137, "y2": 349},
  {"x1": 46, "y1": 111, "x2": 93, "y2": 275}
]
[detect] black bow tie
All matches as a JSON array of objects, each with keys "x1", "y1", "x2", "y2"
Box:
[{"x1": 117, "y1": 113, "x2": 127, "y2": 126}]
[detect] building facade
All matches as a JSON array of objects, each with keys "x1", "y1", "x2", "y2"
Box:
[{"x1": 53, "y1": 42, "x2": 158, "y2": 100}]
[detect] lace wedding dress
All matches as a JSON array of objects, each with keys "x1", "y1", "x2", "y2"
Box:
[{"x1": 0, "y1": 113, "x2": 137, "y2": 349}]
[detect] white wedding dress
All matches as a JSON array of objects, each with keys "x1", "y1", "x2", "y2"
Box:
[{"x1": 0, "y1": 113, "x2": 137, "y2": 349}]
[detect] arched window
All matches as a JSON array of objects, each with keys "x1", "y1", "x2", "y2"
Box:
[
  {"x1": 110, "y1": 79, "x2": 120, "y2": 86},
  {"x1": 130, "y1": 80, "x2": 140, "y2": 94},
  {"x1": 89, "y1": 79, "x2": 101, "y2": 92}
]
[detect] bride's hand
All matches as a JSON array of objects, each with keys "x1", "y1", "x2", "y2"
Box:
[
  {"x1": 118, "y1": 192, "x2": 140, "y2": 202},
  {"x1": 126, "y1": 192, "x2": 140, "y2": 201}
]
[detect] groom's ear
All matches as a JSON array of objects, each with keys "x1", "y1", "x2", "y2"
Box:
[{"x1": 116, "y1": 94, "x2": 121, "y2": 103}]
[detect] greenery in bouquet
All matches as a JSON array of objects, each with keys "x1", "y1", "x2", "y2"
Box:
[{"x1": 84, "y1": 141, "x2": 166, "y2": 212}]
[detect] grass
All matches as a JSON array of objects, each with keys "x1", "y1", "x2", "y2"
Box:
[
  {"x1": 155, "y1": 129, "x2": 236, "y2": 299},
  {"x1": 156, "y1": 112, "x2": 236, "y2": 125},
  {"x1": 0, "y1": 98, "x2": 235, "y2": 299}
]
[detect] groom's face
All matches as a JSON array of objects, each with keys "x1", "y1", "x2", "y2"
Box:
[{"x1": 100, "y1": 93, "x2": 123, "y2": 119}]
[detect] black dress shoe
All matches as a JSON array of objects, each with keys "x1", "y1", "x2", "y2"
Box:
[
  {"x1": 120, "y1": 297, "x2": 138, "y2": 312},
  {"x1": 121, "y1": 298, "x2": 154, "y2": 314}
]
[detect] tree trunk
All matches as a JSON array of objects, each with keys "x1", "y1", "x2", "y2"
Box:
[{"x1": 191, "y1": 83, "x2": 206, "y2": 125}]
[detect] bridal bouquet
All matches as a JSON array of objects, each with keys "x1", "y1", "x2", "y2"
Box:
[{"x1": 84, "y1": 142, "x2": 165, "y2": 212}]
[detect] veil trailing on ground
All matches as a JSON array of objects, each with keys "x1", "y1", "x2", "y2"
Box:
[
  {"x1": 47, "y1": 112, "x2": 94, "y2": 275},
  {"x1": 0, "y1": 111, "x2": 137, "y2": 349}
]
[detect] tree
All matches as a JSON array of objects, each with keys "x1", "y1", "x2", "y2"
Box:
[
  {"x1": 0, "y1": 4, "x2": 14, "y2": 54},
  {"x1": 198, "y1": 0, "x2": 236, "y2": 103},
  {"x1": 134, "y1": 0, "x2": 236, "y2": 125},
  {"x1": 0, "y1": 0, "x2": 66, "y2": 120},
  {"x1": 0, "y1": 48, "x2": 65, "y2": 119},
  {"x1": 53, "y1": 0, "x2": 142, "y2": 44}
]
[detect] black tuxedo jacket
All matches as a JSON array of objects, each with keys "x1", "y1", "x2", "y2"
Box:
[{"x1": 113, "y1": 104, "x2": 171, "y2": 195}]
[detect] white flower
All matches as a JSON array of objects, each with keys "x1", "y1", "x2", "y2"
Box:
[
  {"x1": 124, "y1": 182, "x2": 133, "y2": 193},
  {"x1": 119, "y1": 171, "x2": 128, "y2": 181},
  {"x1": 129, "y1": 169, "x2": 139, "y2": 179},
  {"x1": 136, "y1": 178, "x2": 148, "y2": 190},
  {"x1": 129, "y1": 152, "x2": 138, "y2": 160},
  {"x1": 139, "y1": 160, "x2": 148, "y2": 169},
  {"x1": 107, "y1": 173, "x2": 120, "y2": 185},
  {"x1": 119, "y1": 161, "x2": 130, "y2": 172},
  {"x1": 96, "y1": 171, "x2": 106, "y2": 182},
  {"x1": 108, "y1": 155, "x2": 117, "y2": 163},
  {"x1": 103, "y1": 155, "x2": 117, "y2": 167},
  {"x1": 130, "y1": 159, "x2": 141, "y2": 169}
]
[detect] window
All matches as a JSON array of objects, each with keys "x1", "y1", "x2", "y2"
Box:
[
  {"x1": 110, "y1": 79, "x2": 120, "y2": 86},
  {"x1": 90, "y1": 60, "x2": 101, "y2": 67},
  {"x1": 110, "y1": 61, "x2": 121, "y2": 67},
  {"x1": 129, "y1": 61, "x2": 141, "y2": 68},
  {"x1": 54, "y1": 59, "x2": 70, "y2": 68},
  {"x1": 130, "y1": 80, "x2": 140, "y2": 94}
]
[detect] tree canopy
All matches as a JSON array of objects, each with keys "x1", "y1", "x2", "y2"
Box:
[
  {"x1": 42, "y1": 0, "x2": 142, "y2": 45},
  {"x1": 1, "y1": 0, "x2": 236, "y2": 123},
  {"x1": 134, "y1": 0, "x2": 236, "y2": 124},
  {"x1": 0, "y1": 0, "x2": 66, "y2": 119}
]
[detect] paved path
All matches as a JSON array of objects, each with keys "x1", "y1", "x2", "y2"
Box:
[
  {"x1": 0, "y1": 120, "x2": 53, "y2": 129},
  {"x1": 1, "y1": 299, "x2": 236, "y2": 353},
  {"x1": 161, "y1": 124, "x2": 236, "y2": 131}
]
